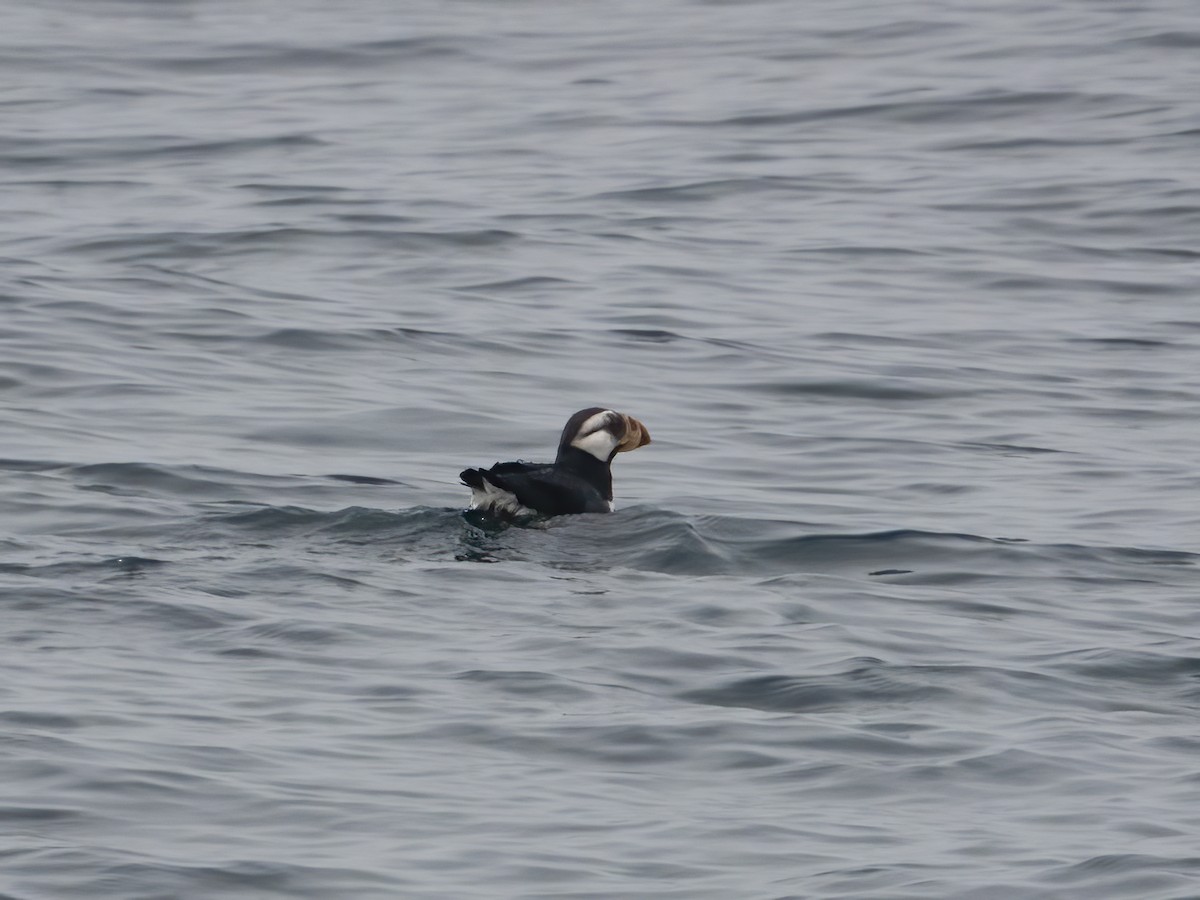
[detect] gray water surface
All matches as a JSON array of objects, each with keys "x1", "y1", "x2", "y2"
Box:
[{"x1": 3, "y1": 1, "x2": 1200, "y2": 898}]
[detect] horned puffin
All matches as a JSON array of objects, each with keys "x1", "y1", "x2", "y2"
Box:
[{"x1": 460, "y1": 407, "x2": 651, "y2": 518}]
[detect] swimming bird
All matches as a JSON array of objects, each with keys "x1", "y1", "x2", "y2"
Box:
[{"x1": 460, "y1": 407, "x2": 651, "y2": 518}]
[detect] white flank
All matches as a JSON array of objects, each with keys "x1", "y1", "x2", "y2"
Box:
[
  {"x1": 469, "y1": 478, "x2": 535, "y2": 517},
  {"x1": 569, "y1": 410, "x2": 620, "y2": 461}
]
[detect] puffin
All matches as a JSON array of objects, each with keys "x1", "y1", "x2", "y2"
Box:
[{"x1": 460, "y1": 407, "x2": 651, "y2": 518}]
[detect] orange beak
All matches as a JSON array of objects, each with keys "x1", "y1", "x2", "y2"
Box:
[{"x1": 617, "y1": 414, "x2": 651, "y2": 452}]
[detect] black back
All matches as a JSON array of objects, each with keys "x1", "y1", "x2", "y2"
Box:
[{"x1": 461, "y1": 461, "x2": 610, "y2": 516}]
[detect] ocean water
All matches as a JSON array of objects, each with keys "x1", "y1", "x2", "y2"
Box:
[{"x1": 3, "y1": 0, "x2": 1200, "y2": 897}]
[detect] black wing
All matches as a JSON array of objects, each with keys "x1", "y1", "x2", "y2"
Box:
[{"x1": 460, "y1": 461, "x2": 608, "y2": 516}]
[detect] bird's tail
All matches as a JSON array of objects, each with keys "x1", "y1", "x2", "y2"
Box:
[{"x1": 459, "y1": 467, "x2": 489, "y2": 489}]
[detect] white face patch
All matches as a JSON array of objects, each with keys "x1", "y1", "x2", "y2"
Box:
[{"x1": 569, "y1": 410, "x2": 621, "y2": 461}]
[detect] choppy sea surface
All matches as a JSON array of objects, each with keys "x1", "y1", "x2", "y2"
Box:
[{"x1": 3, "y1": 1, "x2": 1200, "y2": 897}]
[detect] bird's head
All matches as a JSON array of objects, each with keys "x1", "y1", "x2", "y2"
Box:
[{"x1": 558, "y1": 407, "x2": 651, "y2": 463}]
